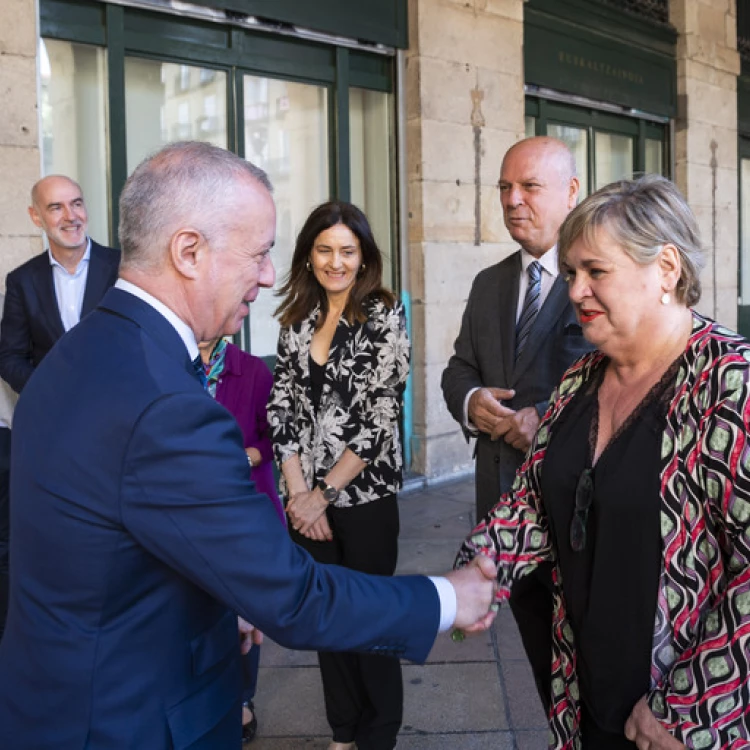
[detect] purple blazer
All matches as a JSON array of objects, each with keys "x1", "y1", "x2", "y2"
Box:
[{"x1": 214, "y1": 343, "x2": 285, "y2": 524}]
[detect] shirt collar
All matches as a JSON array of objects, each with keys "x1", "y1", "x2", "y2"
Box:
[
  {"x1": 48, "y1": 237, "x2": 91, "y2": 272},
  {"x1": 520, "y1": 245, "x2": 559, "y2": 278},
  {"x1": 114, "y1": 278, "x2": 199, "y2": 360}
]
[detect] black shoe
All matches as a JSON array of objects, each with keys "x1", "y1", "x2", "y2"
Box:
[{"x1": 242, "y1": 701, "x2": 258, "y2": 744}]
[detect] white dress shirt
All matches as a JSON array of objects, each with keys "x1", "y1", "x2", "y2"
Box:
[
  {"x1": 113, "y1": 278, "x2": 458, "y2": 632},
  {"x1": 49, "y1": 239, "x2": 91, "y2": 332}
]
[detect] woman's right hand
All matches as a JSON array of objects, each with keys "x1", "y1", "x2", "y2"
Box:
[
  {"x1": 301, "y1": 514, "x2": 333, "y2": 542},
  {"x1": 287, "y1": 489, "x2": 328, "y2": 535}
]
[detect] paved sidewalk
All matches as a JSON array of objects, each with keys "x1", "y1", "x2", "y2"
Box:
[{"x1": 251, "y1": 476, "x2": 548, "y2": 749}]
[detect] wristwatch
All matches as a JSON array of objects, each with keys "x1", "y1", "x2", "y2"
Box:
[{"x1": 317, "y1": 479, "x2": 340, "y2": 503}]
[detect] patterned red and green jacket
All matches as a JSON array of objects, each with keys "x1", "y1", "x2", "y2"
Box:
[{"x1": 456, "y1": 313, "x2": 750, "y2": 749}]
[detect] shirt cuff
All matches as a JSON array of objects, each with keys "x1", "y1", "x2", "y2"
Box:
[
  {"x1": 463, "y1": 388, "x2": 480, "y2": 434},
  {"x1": 429, "y1": 576, "x2": 458, "y2": 632}
]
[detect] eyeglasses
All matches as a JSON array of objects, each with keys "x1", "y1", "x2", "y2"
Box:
[{"x1": 569, "y1": 467, "x2": 594, "y2": 553}]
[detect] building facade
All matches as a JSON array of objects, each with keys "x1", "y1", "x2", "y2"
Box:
[{"x1": 0, "y1": 0, "x2": 742, "y2": 481}]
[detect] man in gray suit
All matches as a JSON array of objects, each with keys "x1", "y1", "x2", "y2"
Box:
[{"x1": 442, "y1": 136, "x2": 592, "y2": 709}]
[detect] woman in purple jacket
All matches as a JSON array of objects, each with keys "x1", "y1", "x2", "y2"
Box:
[{"x1": 198, "y1": 336, "x2": 284, "y2": 743}]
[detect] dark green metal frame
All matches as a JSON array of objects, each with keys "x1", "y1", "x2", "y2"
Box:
[
  {"x1": 526, "y1": 97, "x2": 669, "y2": 190},
  {"x1": 40, "y1": 0, "x2": 394, "y2": 243}
]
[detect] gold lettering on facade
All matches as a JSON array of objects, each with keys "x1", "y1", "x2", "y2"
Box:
[{"x1": 557, "y1": 51, "x2": 644, "y2": 85}]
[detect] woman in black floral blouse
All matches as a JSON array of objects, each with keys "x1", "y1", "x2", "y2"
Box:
[{"x1": 268, "y1": 201, "x2": 410, "y2": 750}]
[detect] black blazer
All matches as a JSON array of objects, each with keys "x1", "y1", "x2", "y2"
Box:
[
  {"x1": 0, "y1": 241, "x2": 120, "y2": 393},
  {"x1": 442, "y1": 251, "x2": 593, "y2": 518}
]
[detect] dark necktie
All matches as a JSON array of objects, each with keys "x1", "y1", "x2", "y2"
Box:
[
  {"x1": 191, "y1": 355, "x2": 208, "y2": 391},
  {"x1": 515, "y1": 261, "x2": 542, "y2": 360}
]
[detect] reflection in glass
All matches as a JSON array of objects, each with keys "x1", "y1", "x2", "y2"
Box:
[
  {"x1": 124, "y1": 58, "x2": 227, "y2": 173},
  {"x1": 740, "y1": 159, "x2": 750, "y2": 304},
  {"x1": 525, "y1": 116, "x2": 536, "y2": 138},
  {"x1": 243, "y1": 75, "x2": 329, "y2": 357},
  {"x1": 39, "y1": 38, "x2": 110, "y2": 245},
  {"x1": 547, "y1": 124, "x2": 589, "y2": 197},
  {"x1": 594, "y1": 132, "x2": 633, "y2": 190},
  {"x1": 645, "y1": 139, "x2": 664, "y2": 176},
  {"x1": 350, "y1": 88, "x2": 395, "y2": 289}
]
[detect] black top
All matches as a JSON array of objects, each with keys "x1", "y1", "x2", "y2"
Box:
[
  {"x1": 540, "y1": 361, "x2": 675, "y2": 745},
  {"x1": 309, "y1": 355, "x2": 326, "y2": 412}
]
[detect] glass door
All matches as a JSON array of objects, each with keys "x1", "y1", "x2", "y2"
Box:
[
  {"x1": 525, "y1": 97, "x2": 669, "y2": 198},
  {"x1": 238, "y1": 73, "x2": 330, "y2": 359}
]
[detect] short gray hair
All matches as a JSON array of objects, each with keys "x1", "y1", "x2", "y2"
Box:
[
  {"x1": 119, "y1": 141, "x2": 272, "y2": 270},
  {"x1": 558, "y1": 174, "x2": 705, "y2": 307}
]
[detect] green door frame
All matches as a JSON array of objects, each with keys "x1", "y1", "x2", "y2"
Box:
[{"x1": 526, "y1": 96, "x2": 669, "y2": 190}]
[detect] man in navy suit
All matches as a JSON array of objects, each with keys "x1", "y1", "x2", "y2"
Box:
[
  {"x1": 0, "y1": 175, "x2": 120, "y2": 393},
  {"x1": 0, "y1": 142, "x2": 496, "y2": 750}
]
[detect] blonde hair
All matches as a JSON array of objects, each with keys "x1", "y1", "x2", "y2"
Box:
[{"x1": 558, "y1": 174, "x2": 705, "y2": 306}]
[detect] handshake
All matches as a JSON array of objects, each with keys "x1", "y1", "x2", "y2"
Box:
[{"x1": 443, "y1": 555, "x2": 499, "y2": 636}]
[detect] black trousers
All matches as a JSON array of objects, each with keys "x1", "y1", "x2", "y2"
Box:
[
  {"x1": 0, "y1": 427, "x2": 11, "y2": 643},
  {"x1": 508, "y1": 562, "x2": 554, "y2": 714},
  {"x1": 289, "y1": 494, "x2": 402, "y2": 750}
]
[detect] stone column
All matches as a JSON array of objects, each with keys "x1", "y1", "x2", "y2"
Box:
[
  {"x1": 405, "y1": 0, "x2": 525, "y2": 479},
  {"x1": 0, "y1": 0, "x2": 42, "y2": 289},
  {"x1": 670, "y1": 0, "x2": 740, "y2": 326}
]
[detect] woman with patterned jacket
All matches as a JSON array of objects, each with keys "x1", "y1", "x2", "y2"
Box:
[
  {"x1": 267, "y1": 201, "x2": 410, "y2": 750},
  {"x1": 455, "y1": 175, "x2": 750, "y2": 749}
]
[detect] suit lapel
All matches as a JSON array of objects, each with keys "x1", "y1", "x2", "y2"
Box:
[
  {"x1": 31, "y1": 259, "x2": 65, "y2": 341},
  {"x1": 512, "y1": 275, "x2": 569, "y2": 380},
  {"x1": 82, "y1": 242, "x2": 112, "y2": 317},
  {"x1": 499, "y1": 254, "x2": 521, "y2": 386},
  {"x1": 98, "y1": 288, "x2": 196, "y2": 378}
]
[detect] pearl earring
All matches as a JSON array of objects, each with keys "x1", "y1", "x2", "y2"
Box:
[
  {"x1": 661, "y1": 292, "x2": 670, "y2": 305},
  {"x1": 306, "y1": 261, "x2": 312, "y2": 272}
]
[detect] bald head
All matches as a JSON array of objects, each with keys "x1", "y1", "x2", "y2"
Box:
[
  {"x1": 28, "y1": 175, "x2": 89, "y2": 257},
  {"x1": 498, "y1": 136, "x2": 579, "y2": 257}
]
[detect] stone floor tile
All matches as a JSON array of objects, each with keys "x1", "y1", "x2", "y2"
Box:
[
  {"x1": 493, "y1": 605, "x2": 530, "y2": 662},
  {"x1": 260, "y1": 638, "x2": 319, "y2": 668},
  {"x1": 515, "y1": 729, "x2": 550, "y2": 749},
  {"x1": 396, "y1": 538, "x2": 463, "y2": 575},
  {"x1": 395, "y1": 732, "x2": 516, "y2": 749},
  {"x1": 253, "y1": 666, "x2": 328, "y2": 737},
  {"x1": 397, "y1": 494, "x2": 475, "y2": 539},
  {"x1": 501, "y1": 659, "x2": 547, "y2": 730},
  {"x1": 402, "y1": 663, "x2": 508, "y2": 733},
  {"x1": 424, "y1": 628, "x2": 496, "y2": 664}
]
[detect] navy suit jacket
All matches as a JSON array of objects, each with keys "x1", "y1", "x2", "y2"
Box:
[
  {"x1": 0, "y1": 240, "x2": 120, "y2": 393},
  {"x1": 0, "y1": 289, "x2": 439, "y2": 750}
]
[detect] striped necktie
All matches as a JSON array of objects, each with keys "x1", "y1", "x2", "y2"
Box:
[
  {"x1": 515, "y1": 260, "x2": 542, "y2": 360},
  {"x1": 192, "y1": 355, "x2": 209, "y2": 391}
]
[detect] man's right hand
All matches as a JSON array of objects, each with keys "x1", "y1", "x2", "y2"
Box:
[
  {"x1": 445, "y1": 555, "x2": 498, "y2": 633},
  {"x1": 468, "y1": 387, "x2": 516, "y2": 435}
]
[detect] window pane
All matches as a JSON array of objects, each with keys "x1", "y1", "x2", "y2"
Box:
[
  {"x1": 39, "y1": 38, "x2": 110, "y2": 245},
  {"x1": 350, "y1": 88, "x2": 395, "y2": 288},
  {"x1": 243, "y1": 75, "x2": 329, "y2": 358},
  {"x1": 525, "y1": 116, "x2": 536, "y2": 138},
  {"x1": 547, "y1": 124, "x2": 589, "y2": 197},
  {"x1": 124, "y1": 58, "x2": 227, "y2": 174},
  {"x1": 594, "y1": 132, "x2": 633, "y2": 190},
  {"x1": 645, "y1": 138, "x2": 664, "y2": 176}
]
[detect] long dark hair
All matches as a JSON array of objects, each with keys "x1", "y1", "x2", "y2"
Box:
[{"x1": 275, "y1": 200, "x2": 396, "y2": 328}]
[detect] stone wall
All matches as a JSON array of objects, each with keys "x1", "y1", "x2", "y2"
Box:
[
  {"x1": 406, "y1": 0, "x2": 525, "y2": 478},
  {"x1": 0, "y1": 0, "x2": 42, "y2": 290},
  {"x1": 671, "y1": 0, "x2": 740, "y2": 327}
]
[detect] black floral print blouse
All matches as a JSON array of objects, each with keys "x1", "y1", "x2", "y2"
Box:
[{"x1": 268, "y1": 298, "x2": 410, "y2": 508}]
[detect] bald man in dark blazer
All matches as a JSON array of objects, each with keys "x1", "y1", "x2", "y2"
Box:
[
  {"x1": 0, "y1": 175, "x2": 119, "y2": 393},
  {"x1": 443, "y1": 137, "x2": 593, "y2": 710}
]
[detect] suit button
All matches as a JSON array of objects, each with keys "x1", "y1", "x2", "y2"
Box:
[{"x1": 493, "y1": 456, "x2": 500, "y2": 463}]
